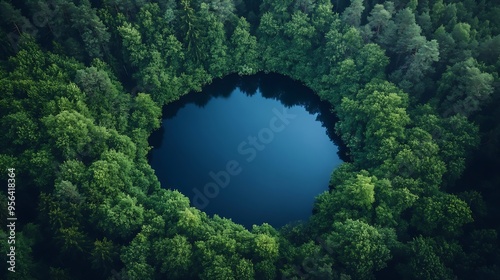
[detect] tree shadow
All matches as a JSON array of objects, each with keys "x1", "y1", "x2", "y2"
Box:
[{"x1": 149, "y1": 72, "x2": 350, "y2": 162}]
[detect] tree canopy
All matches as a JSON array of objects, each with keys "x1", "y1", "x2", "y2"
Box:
[{"x1": 0, "y1": 0, "x2": 499, "y2": 279}]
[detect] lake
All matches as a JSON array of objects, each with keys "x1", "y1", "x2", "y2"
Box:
[{"x1": 149, "y1": 73, "x2": 344, "y2": 228}]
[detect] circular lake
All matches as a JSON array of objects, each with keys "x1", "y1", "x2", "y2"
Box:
[{"x1": 149, "y1": 73, "x2": 344, "y2": 228}]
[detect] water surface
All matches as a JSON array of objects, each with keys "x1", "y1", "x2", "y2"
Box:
[{"x1": 149, "y1": 74, "x2": 344, "y2": 228}]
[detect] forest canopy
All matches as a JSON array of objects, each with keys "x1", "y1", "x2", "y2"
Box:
[{"x1": 0, "y1": 0, "x2": 499, "y2": 279}]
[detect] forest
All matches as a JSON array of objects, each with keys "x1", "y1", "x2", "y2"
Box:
[{"x1": 0, "y1": 0, "x2": 499, "y2": 279}]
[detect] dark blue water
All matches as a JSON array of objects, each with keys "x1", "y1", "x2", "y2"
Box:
[{"x1": 149, "y1": 74, "x2": 344, "y2": 228}]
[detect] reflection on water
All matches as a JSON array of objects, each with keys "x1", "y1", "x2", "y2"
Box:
[{"x1": 149, "y1": 73, "x2": 346, "y2": 228}]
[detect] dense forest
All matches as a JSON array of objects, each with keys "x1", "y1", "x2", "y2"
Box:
[{"x1": 0, "y1": 0, "x2": 499, "y2": 279}]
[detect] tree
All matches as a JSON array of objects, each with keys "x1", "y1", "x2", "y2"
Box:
[
  {"x1": 121, "y1": 232, "x2": 154, "y2": 279},
  {"x1": 325, "y1": 219, "x2": 392, "y2": 279},
  {"x1": 355, "y1": 43, "x2": 389, "y2": 83},
  {"x1": 385, "y1": 8, "x2": 425, "y2": 54},
  {"x1": 69, "y1": 2, "x2": 110, "y2": 59},
  {"x1": 437, "y1": 114, "x2": 480, "y2": 185},
  {"x1": 153, "y1": 235, "x2": 193, "y2": 279},
  {"x1": 179, "y1": 0, "x2": 203, "y2": 62},
  {"x1": 436, "y1": 58, "x2": 494, "y2": 117},
  {"x1": 54, "y1": 180, "x2": 85, "y2": 205},
  {"x1": 95, "y1": 193, "x2": 145, "y2": 240},
  {"x1": 284, "y1": 11, "x2": 315, "y2": 54},
  {"x1": 310, "y1": 1, "x2": 336, "y2": 34},
  {"x1": 130, "y1": 93, "x2": 161, "y2": 133},
  {"x1": 254, "y1": 260, "x2": 276, "y2": 280},
  {"x1": 323, "y1": 27, "x2": 347, "y2": 65},
  {"x1": 366, "y1": 2, "x2": 395, "y2": 37},
  {"x1": 86, "y1": 150, "x2": 134, "y2": 202},
  {"x1": 411, "y1": 193, "x2": 473, "y2": 237},
  {"x1": 75, "y1": 66, "x2": 129, "y2": 132},
  {"x1": 56, "y1": 226, "x2": 88, "y2": 255},
  {"x1": 235, "y1": 258, "x2": 254, "y2": 280},
  {"x1": 1, "y1": 111, "x2": 39, "y2": 147},
  {"x1": 341, "y1": 0, "x2": 365, "y2": 28},
  {"x1": 433, "y1": 25, "x2": 456, "y2": 66},
  {"x1": 392, "y1": 39, "x2": 439, "y2": 95},
  {"x1": 329, "y1": 173, "x2": 376, "y2": 222},
  {"x1": 90, "y1": 237, "x2": 117, "y2": 270},
  {"x1": 209, "y1": 0, "x2": 236, "y2": 22},
  {"x1": 400, "y1": 236, "x2": 454, "y2": 280},
  {"x1": 230, "y1": 17, "x2": 259, "y2": 75},
  {"x1": 118, "y1": 22, "x2": 147, "y2": 67},
  {"x1": 198, "y1": 6, "x2": 230, "y2": 78},
  {"x1": 200, "y1": 255, "x2": 235, "y2": 280},
  {"x1": 335, "y1": 81, "x2": 410, "y2": 166},
  {"x1": 42, "y1": 110, "x2": 93, "y2": 160},
  {"x1": 254, "y1": 233, "x2": 279, "y2": 259}
]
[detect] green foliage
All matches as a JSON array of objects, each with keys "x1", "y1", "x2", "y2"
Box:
[
  {"x1": 336, "y1": 80, "x2": 410, "y2": 166},
  {"x1": 153, "y1": 235, "x2": 193, "y2": 279},
  {"x1": 90, "y1": 237, "x2": 117, "y2": 270},
  {"x1": 411, "y1": 193, "x2": 473, "y2": 237},
  {"x1": 0, "y1": 1, "x2": 496, "y2": 279},
  {"x1": 230, "y1": 17, "x2": 259, "y2": 75},
  {"x1": 325, "y1": 219, "x2": 392, "y2": 279},
  {"x1": 95, "y1": 193, "x2": 145, "y2": 240},
  {"x1": 436, "y1": 58, "x2": 494, "y2": 117},
  {"x1": 129, "y1": 93, "x2": 161, "y2": 133},
  {"x1": 341, "y1": 0, "x2": 365, "y2": 28},
  {"x1": 43, "y1": 110, "x2": 93, "y2": 160},
  {"x1": 254, "y1": 233, "x2": 279, "y2": 259},
  {"x1": 179, "y1": 0, "x2": 203, "y2": 62},
  {"x1": 399, "y1": 236, "x2": 454, "y2": 280},
  {"x1": 329, "y1": 172, "x2": 376, "y2": 222}
]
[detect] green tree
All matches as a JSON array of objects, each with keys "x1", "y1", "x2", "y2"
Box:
[
  {"x1": 328, "y1": 172, "x2": 376, "y2": 222},
  {"x1": 325, "y1": 219, "x2": 392, "y2": 279},
  {"x1": 130, "y1": 93, "x2": 161, "y2": 133},
  {"x1": 86, "y1": 150, "x2": 134, "y2": 202},
  {"x1": 199, "y1": 6, "x2": 230, "y2": 78},
  {"x1": 392, "y1": 39, "x2": 439, "y2": 95},
  {"x1": 385, "y1": 8, "x2": 425, "y2": 54},
  {"x1": 341, "y1": 0, "x2": 365, "y2": 28},
  {"x1": 335, "y1": 81, "x2": 410, "y2": 166},
  {"x1": 1, "y1": 111, "x2": 39, "y2": 147},
  {"x1": 54, "y1": 180, "x2": 85, "y2": 205},
  {"x1": 56, "y1": 226, "x2": 88, "y2": 255},
  {"x1": 200, "y1": 255, "x2": 235, "y2": 280},
  {"x1": 209, "y1": 0, "x2": 236, "y2": 22},
  {"x1": 355, "y1": 43, "x2": 389, "y2": 83},
  {"x1": 95, "y1": 193, "x2": 145, "y2": 240},
  {"x1": 230, "y1": 17, "x2": 259, "y2": 75},
  {"x1": 68, "y1": 2, "x2": 111, "y2": 59},
  {"x1": 179, "y1": 0, "x2": 203, "y2": 62},
  {"x1": 235, "y1": 258, "x2": 254, "y2": 280},
  {"x1": 411, "y1": 193, "x2": 473, "y2": 237},
  {"x1": 121, "y1": 232, "x2": 154, "y2": 279},
  {"x1": 118, "y1": 22, "x2": 147, "y2": 67},
  {"x1": 436, "y1": 58, "x2": 494, "y2": 117},
  {"x1": 90, "y1": 237, "x2": 117, "y2": 270},
  {"x1": 366, "y1": 2, "x2": 395, "y2": 37},
  {"x1": 75, "y1": 66, "x2": 129, "y2": 132},
  {"x1": 254, "y1": 233, "x2": 279, "y2": 259},
  {"x1": 153, "y1": 235, "x2": 193, "y2": 279},
  {"x1": 433, "y1": 25, "x2": 456, "y2": 66},
  {"x1": 400, "y1": 236, "x2": 454, "y2": 280},
  {"x1": 42, "y1": 110, "x2": 93, "y2": 160}
]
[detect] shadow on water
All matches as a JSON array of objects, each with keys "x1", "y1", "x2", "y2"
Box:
[{"x1": 149, "y1": 72, "x2": 350, "y2": 162}]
